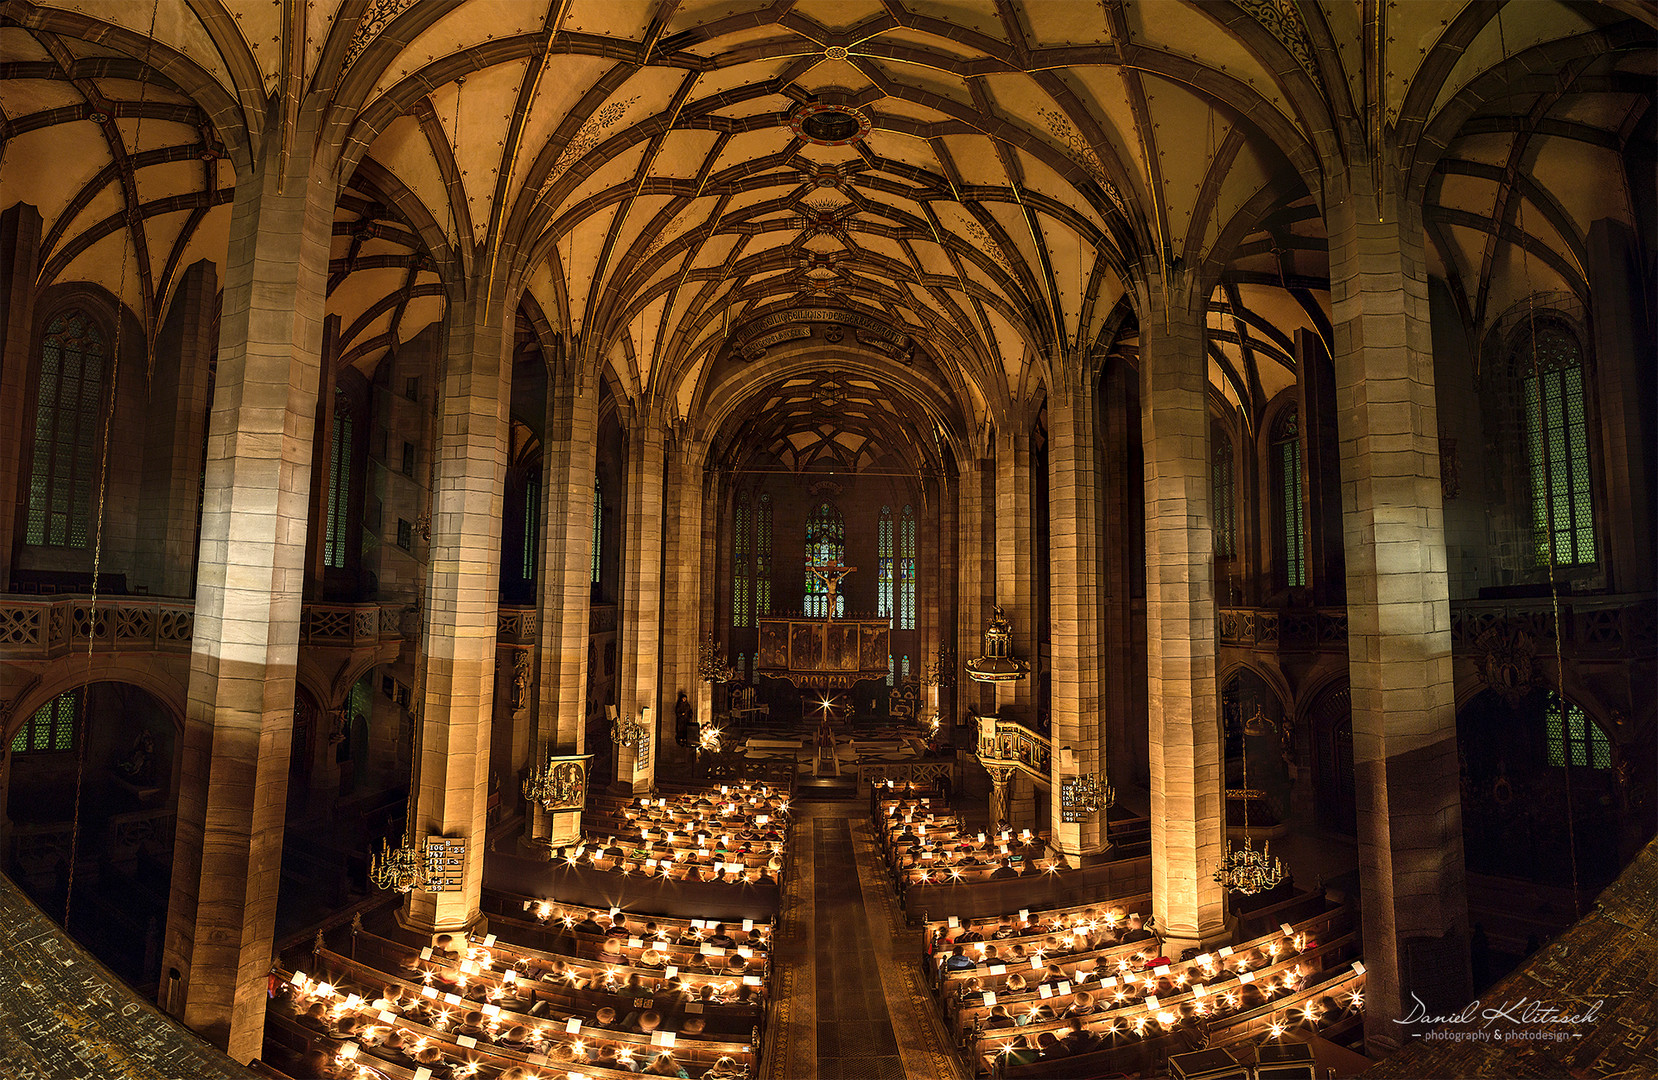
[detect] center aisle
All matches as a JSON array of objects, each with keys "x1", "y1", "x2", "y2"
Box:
[{"x1": 764, "y1": 802, "x2": 962, "y2": 1080}]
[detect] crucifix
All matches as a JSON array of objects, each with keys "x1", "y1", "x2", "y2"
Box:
[{"x1": 806, "y1": 558, "x2": 856, "y2": 618}]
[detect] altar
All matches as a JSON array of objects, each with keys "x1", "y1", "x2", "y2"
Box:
[{"x1": 755, "y1": 558, "x2": 890, "y2": 688}]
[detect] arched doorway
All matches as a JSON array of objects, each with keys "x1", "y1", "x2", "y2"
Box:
[
  {"x1": 1308, "y1": 682, "x2": 1356, "y2": 836},
  {"x1": 3, "y1": 682, "x2": 179, "y2": 991},
  {"x1": 1457, "y1": 688, "x2": 1619, "y2": 885}
]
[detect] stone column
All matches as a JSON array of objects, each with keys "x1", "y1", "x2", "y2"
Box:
[
  {"x1": 1137, "y1": 270, "x2": 1227, "y2": 956},
  {"x1": 0, "y1": 203, "x2": 42, "y2": 592},
  {"x1": 1297, "y1": 329, "x2": 1346, "y2": 604},
  {"x1": 160, "y1": 115, "x2": 336, "y2": 1061},
  {"x1": 1047, "y1": 357, "x2": 1105, "y2": 856},
  {"x1": 135, "y1": 258, "x2": 218, "y2": 598},
  {"x1": 934, "y1": 470, "x2": 958, "y2": 735},
  {"x1": 986, "y1": 762, "x2": 1015, "y2": 829},
  {"x1": 993, "y1": 423, "x2": 1036, "y2": 719},
  {"x1": 400, "y1": 281, "x2": 511, "y2": 938},
  {"x1": 1327, "y1": 178, "x2": 1469, "y2": 1050},
  {"x1": 616, "y1": 408, "x2": 667, "y2": 791},
  {"x1": 1586, "y1": 218, "x2": 1655, "y2": 593},
  {"x1": 956, "y1": 453, "x2": 991, "y2": 718},
  {"x1": 660, "y1": 429, "x2": 706, "y2": 758},
  {"x1": 527, "y1": 360, "x2": 598, "y2": 851},
  {"x1": 696, "y1": 465, "x2": 720, "y2": 730}
]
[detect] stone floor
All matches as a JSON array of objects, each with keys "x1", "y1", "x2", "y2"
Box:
[{"x1": 765, "y1": 802, "x2": 962, "y2": 1080}]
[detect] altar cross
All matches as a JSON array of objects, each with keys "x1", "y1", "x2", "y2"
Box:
[{"x1": 806, "y1": 558, "x2": 857, "y2": 617}]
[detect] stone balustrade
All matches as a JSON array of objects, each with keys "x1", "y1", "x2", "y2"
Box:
[
  {"x1": 0, "y1": 596, "x2": 410, "y2": 660},
  {"x1": 1217, "y1": 594, "x2": 1655, "y2": 659}
]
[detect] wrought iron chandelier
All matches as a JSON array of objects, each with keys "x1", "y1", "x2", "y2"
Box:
[
  {"x1": 698, "y1": 634, "x2": 736, "y2": 682},
  {"x1": 611, "y1": 707, "x2": 651, "y2": 754},
  {"x1": 1212, "y1": 711, "x2": 1287, "y2": 895},
  {"x1": 369, "y1": 835, "x2": 428, "y2": 894},
  {"x1": 1068, "y1": 772, "x2": 1115, "y2": 816}
]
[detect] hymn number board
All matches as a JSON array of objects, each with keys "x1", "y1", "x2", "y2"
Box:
[
  {"x1": 1059, "y1": 778, "x2": 1089, "y2": 824},
  {"x1": 424, "y1": 837, "x2": 467, "y2": 892}
]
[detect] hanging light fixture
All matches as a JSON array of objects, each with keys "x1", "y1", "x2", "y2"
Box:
[{"x1": 1212, "y1": 708, "x2": 1286, "y2": 895}]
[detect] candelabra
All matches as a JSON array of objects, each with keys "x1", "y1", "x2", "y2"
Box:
[
  {"x1": 369, "y1": 834, "x2": 427, "y2": 893},
  {"x1": 1211, "y1": 721, "x2": 1288, "y2": 895},
  {"x1": 611, "y1": 707, "x2": 651, "y2": 754},
  {"x1": 1068, "y1": 772, "x2": 1115, "y2": 815},
  {"x1": 698, "y1": 634, "x2": 736, "y2": 683},
  {"x1": 699, "y1": 724, "x2": 724, "y2": 753}
]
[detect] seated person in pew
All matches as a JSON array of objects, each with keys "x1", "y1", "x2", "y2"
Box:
[
  {"x1": 1035, "y1": 1030, "x2": 1064, "y2": 1059},
  {"x1": 297, "y1": 1001, "x2": 332, "y2": 1034},
  {"x1": 943, "y1": 945, "x2": 977, "y2": 972},
  {"x1": 455, "y1": 1009, "x2": 490, "y2": 1041},
  {"x1": 413, "y1": 1045, "x2": 454, "y2": 1079},
  {"x1": 291, "y1": 1049, "x2": 338, "y2": 1080},
  {"x1": 575, "y1": 911, "x2": 607, "y2": 936},
  {"x1": 990, "y1": 857, "x2": 1020, "y2": 880},
  {"x1": 1120, "y1": 913, "x2": 1154, "y2": 944},
  {"x1": 986, "y1": 1005, "x2": 1016, "y2": 1030},
  {"x1": 1003, "y1": 1033, "x2": 1040, "y2": 1067},
  {"x1": 643, "y1": 1051, "x2": 692, "y2": 1077}
]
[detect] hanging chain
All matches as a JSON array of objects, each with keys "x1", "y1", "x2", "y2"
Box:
[{"x1": 1499, "y1": 10, "x2": 1581, "y2": 917}]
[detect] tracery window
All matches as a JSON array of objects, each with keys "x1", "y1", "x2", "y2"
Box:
[
  {"x1": 733, "y1": 495, "x2": 752, "y2": 627},
  {"x1": 591, "y1": 482, "x2": 602, "y2": 584},
  {"x1": 26, "y1": 310, "x2": 107, "y2": 548},
  {"x1": 521, "y1": 477, "x2": 540, "y2": 581},
  {"x1": 1273, "y1": 407, "x2": 1305, "y2": 589},
  {"x1": 324, "y1": 390, "x2": 355, "y2": 569},
  {"x1": 1546, "y1": 693, "x2": 1610, "y2": 769},
  {"x1": 804, "y1": 501, "x2": 845, "y2": 617},
  {"x1": 755, "y1": 494, "x2": 772, "y2": 617},
  {"x1": 899, "y1": 505, "x2": 916, "y2": 630},
  {"x1": 877, "y1": 506, "x2": 894, "y2": 619},
  {"x1": 1518, "y1": 324, "x2": 1596, "y2": 567},
  {"x1": 1212, "y1": 421, "x2": 1235, "y2": 560},
  {"x1": 9, "y1": 689, "x2": 81, "y2": 754}
]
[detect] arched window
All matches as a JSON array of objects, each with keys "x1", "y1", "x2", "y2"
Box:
[
  {"x1": 733, "y1": 495, "x2": 752, "y2": 628},
  {"x1": 1273, "y1": 407, "x2": 1305, "y2": 589},
  {"x1": 1517, "y1": 324, "x2": 1595, "y2": 567},
  {"x1": 804, "y1": 501, "x2": 845, "y2": 617},
  {"x1": 26, "y1": 310, "x2": 107, "y2": 548},
  {"x1": 1212, "y1": 421, "x2": 1235, "y2": 560},
  {"x1": 899, "y1": 505, "x2": 916, "y2": 630},
  {"x1": 1545, "y1": 693, "x2": 1610, "y2": 769},
  {"x1": 324, "y1": 389, "x2": 355, "y2": 569},
  {"x1": 520, "y1": 477, "x2": 540, "y2": 582},
  {"x1": 8, "y1": 689, "x2": 81, "y2": 754},
  {"x1": 755, "y1": 494, "x2": 772, "y2": 617},
  {"x1": 877, "y1": 506, "x2": 894, "y2": 618},
  {"x1": 591, "y1": 482, "x2": 602, "y2": 584}
]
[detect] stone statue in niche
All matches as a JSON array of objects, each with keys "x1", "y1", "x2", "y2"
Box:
[
  {"x1": 511, "y1": 651, "x2": 531, "y2": 711},
  {"x1": 114, "y1": 731, "x2": 157, "y2": 786}
]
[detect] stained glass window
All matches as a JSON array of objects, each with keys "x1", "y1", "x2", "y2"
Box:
[
  {"x1": 9, "y1": 689, "x2": 81, "y2": 755},
  {"x1": 1520, "y1": 326, "x2": 1595, "y2": 566},
  {"x1": 887, "y1": 653, "x2": 895, "y2": 686},
  {"x1": 521, "y1": 478, "x2": 540, "y2": 581},
  {"x1": 1545, "y1": 693, "x2": 1610, "y2": 769},
  {"x1": 804, "y1": 502, "x2": 845, "y2": 617},
  {"x1": 591, "y1": 483, "x2": 602, "y2": 584},
  {"x1": 899, "y1": 505, "x2": 916, "y2": 630},
  {"x1": 26, "y1": 310, "x2": 107, "y2": 548},
  {"x1": 325, "y1": 391, "x2": 353, "y2": 568},
  {"x1": 901, "y1": 654, "x2": 910, "y2": 682},
  {"x1": 1274, "y1": 407, "x2": 1305, "y2": 588},
  {"x1": 755, "y1": 494, "x2": 773, "y2": 617},
  {"x1": 1212, "y1": 421, "x2": 1235, "y2": 560},
  {"x1": 733, "y1": 496, "x2": 752, "y2": 627},
  {"x1": 877, "y1": 506, "x2": 894, "y2": 618}
]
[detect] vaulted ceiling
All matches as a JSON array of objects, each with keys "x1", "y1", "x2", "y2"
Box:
[{"x1": 0, "y1": 0, "x2": 1650, "y2": 469}]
